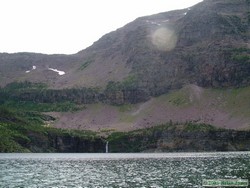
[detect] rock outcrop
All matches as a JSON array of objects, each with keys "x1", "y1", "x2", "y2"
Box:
[
  {"x1": 77, "y1": 0, "x2": 250, "y2": 96},
  {"x1": 22, "y1": 130, "x2": 106, "y2": 153},
  {"x1": 108, "y1": 124, "x2": 250, "y2": 152}
]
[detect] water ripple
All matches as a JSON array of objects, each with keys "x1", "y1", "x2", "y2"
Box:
[{"x1": 0, "y1": 152, "x2": 249, "y2": 187}]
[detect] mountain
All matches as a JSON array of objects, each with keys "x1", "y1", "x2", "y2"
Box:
[
  {"x1": 77, "y1": 0, "x2": 250, "y2": 95},
  {"x1": 1, "y1": 0, "x2": 249, "y2": 90},
  {"x1": 0, "y1": 0, "x2": 250, "y2": 131}
]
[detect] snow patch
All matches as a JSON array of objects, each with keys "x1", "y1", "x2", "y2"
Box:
[
  {"x1": 183, "y1": 12, "x2": 187, "y2": 15},
  {"x1": 48, "y1": 68, "x2": 65, "y2": 75},
  {"x1": 25, "y1": 65, "x2": 36, "y2": 73},
  {"x1": 145, "y1": 20, "x2": 161, "y2": 26},
  {"x1": 151, "y1": 21, "x2": 161, "y2": 26},
  {"x1": 162, "y1": 20, "x2": 169, "y2": 22}
]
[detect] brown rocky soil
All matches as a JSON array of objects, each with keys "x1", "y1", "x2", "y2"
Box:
[{"x1": 49, "y1": 84, "x2": 250, "y2": 132}]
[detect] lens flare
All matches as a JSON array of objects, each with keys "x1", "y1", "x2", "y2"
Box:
[{"x1": 152, "y1": 27, "x2": 177, "y2": 51}]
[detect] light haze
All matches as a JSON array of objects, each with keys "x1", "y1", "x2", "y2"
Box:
[{"x1": 0, "y1": 0, "x2": 202, "y2": 54}]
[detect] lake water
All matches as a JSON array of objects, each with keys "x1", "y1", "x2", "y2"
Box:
[{"x1": 0, "y1": 152, "x2": 249, "y2": 187}]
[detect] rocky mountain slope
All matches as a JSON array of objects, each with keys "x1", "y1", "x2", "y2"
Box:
[
  {"x1": 1, "y1": 0, "x2": 249, "y2": 91},
  {"x1": 0, "y1": 0, "x2": 249, "y2": 131},
  {"x1": 50, "y1": 84, "x2": 250, "y2": 131},
  {"x1": 77, "y1": 0, "x2": 250, "y2": 96}
]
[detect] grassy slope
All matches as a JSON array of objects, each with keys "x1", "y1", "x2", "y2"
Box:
[
  {"x1": 1, "y1": 84, "x2": 250, "y2": 146},
  {"x1": 206, "y1": 87, "x2": 250, "y2": 117},
  {"x1": 1, "y1": 85, "x2": 250, "y2": 152},
  {"x1": 0, "y1": 107, "x2": 98, "y2": 152},
  {"x1": 51, "y1": 85, "x2": 250, "y2": 131}
]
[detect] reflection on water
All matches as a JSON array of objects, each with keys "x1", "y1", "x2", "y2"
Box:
[{"x1": 0, "y1": 152, "x2": 249, "y2": 187}]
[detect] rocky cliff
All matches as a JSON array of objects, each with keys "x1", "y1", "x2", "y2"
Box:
[
  {"x1": 35, "y1": 132, "x2": 105, "y2": 153},
  {"x1": 108, "y1": 123, "x2": 250, "y2": 152},
  {"x1": 2, "y1": 114, "x2": 250, "y2": 153},
  {"x1": 76, "y1": 0, "x2": 250, "y2": 96}
]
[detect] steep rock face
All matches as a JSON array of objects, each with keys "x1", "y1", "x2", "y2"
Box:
[
  {"x1": 175, "y1": 0, "x2": 250, "y2": 88},
  {"x1": 108, "y1": 124, "x2": 250, "y2": 152},
  {"x1": 77, "y1": 0, "x2": 250, "y2": 96},
  {"x1": 103, "y1": 89, "x2": 150, "y2": 105},
  {"x1": 24, "y1": 131, "x2": 105, "y2": 153},
  {"x1": 2, "y1": 84, "x2": 150, "y2": 105},
  {"x1": 155, "y1": 129, "x2": 250, "y2": 152},
  {"x1": 47, "y1": 133, "x2": 105, "y2": 153}
]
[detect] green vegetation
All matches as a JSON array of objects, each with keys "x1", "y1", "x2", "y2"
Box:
[
  {"x1": 118, "y1": 104, "x2": 133, "y2": 112},
  {"x1": 79, "y1": 60, "x2": 93, "y2": 70},
  {"x1": 107, "y1": 122, "x2": 221, "y2": 152},
  {"x1": 0, "y1": 107, "x2": 40, "y2": 152},
  {"x1": 0, "y1": 82, "x2": 88, "y2": 152},
  {"x1": 207, "y1": 86, "x2": 250, "y2": 117},
  {"x1": 183, "y1": 122, "x2": 218, "y2": 132},
  {"x1": 232, "y1": 54, "x2": 250, "y2": 64},
  {"x1": 105, "y1": 75, "x2": 138, "y2": 91},
  {"x1": 230, "y1": 48, "x2": 250, "y2": 64},
  {"x1": 106, "y1": 81, "x2": 123, "y2": 91},
  {"x1": 107, "y1": 122, "x2": 250, "y2": 152},
  {"x1": 0, "y1": 122, "x2": 30, "y2": 152},
  {"x1": 121, "y1": 75, "x2": 138, "y2": 89},
  {"x1": 3, "y1": 100, "x2": 85, "y2": 112},
  {"x1": 0, "y1": 81, "x2": 98, "y2": 112},
  {"x1": 1, "y1": 80, "x2": 250, "y2": 152},
  {"x1": 167, "y1": 89, "x2": 190, "y2": 106},
  {"x1": 119, "y1": 114, "x2": 135, "y2": 123},
  {"x1": 0, "y1": 107, "x2": 100, "y2": 152},
  {"x1": 1, "y1": 103, "x2": 222, "y2": 153},
  {"x1": 118, "y1": 104, "x2": 136, "y2": 123},
  {"x1": 4, "y1": 81, "x2": 47, "y2": 91}
]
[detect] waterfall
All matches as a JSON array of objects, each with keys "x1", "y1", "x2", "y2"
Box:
[{"x1": 106, "y1": 141, "x2": 109, "y2": 153}]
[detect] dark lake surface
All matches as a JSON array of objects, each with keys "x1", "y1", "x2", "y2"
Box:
[{"x1": 0, "y1": 152, "x2": 249, "y2": 187}]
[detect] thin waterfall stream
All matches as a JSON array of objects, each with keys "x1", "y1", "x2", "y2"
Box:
[{"x1": 106, "y1": 141, "x2": 109, "y2": 153}]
